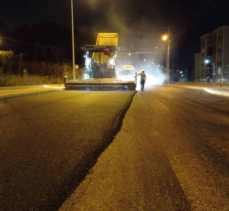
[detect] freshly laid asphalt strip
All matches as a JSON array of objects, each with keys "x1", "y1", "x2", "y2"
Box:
[{"x1": 0, "y1": 90, "x2": 135, "y2": 211}]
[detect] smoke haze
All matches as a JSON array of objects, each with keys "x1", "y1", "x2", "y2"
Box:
[{"x1": 82, "y1": 0, "x2": 167, "y2": 86}]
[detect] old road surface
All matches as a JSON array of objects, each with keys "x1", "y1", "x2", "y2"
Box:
[
  {"x1": 60, "y1": 87, "x2": 229, "y2": 211},
  {"x1": 1, "y1": 87, "x2": 229, "y2": 211}
]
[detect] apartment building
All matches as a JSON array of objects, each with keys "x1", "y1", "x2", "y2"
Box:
[
  {"x1": 197, "y1": 26, "x2": 229, "y2": 81},
  {"x1": 194, "y1": 53, "x2": 201, "y2": 80}
]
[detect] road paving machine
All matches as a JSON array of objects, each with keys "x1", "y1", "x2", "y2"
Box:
[{"x1": 65, "y1": 33, "x2": 136, "y2": 90}]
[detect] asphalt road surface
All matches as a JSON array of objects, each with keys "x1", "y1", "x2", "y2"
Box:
[
  {"x1": 60, "y1": 86, "x2": 229, "y2": 211},
  {"x1": 0, "y1": 90, "x2": 135, "y2": 210},
  {"x1": 1, "y1": 87, "x2": 229, "y2": 211}
]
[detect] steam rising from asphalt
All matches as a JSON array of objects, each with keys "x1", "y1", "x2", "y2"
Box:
[
  {"x1": 83, "y1": 0, "x2": 164, "y2": 48},
  {"x1": 80, "y1": 0, "x2": 182, "y2": 53},
  {"x1": 135, "y1": 66, "x2": 166, "y2": 90},
  {"x1": 84, "y1": 0, "x2": 167, "y2": 88}
]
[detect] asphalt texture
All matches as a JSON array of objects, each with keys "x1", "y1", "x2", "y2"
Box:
[
  {"x1": 60, "y1": 86, "x2": 229, "y2": 211},
  {"x1": 0, "y1": 90, "x2": 135, "y2": 211}
]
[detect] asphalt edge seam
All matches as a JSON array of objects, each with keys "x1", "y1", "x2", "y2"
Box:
[{"x1": 53, "y1": 91, "x2": 137, "y2": 211}]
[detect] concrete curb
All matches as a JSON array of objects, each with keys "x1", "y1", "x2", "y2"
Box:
[
  {"x1": 170, "y1": 82, "x2": 229, "y2": 87},
  {"x1": 203, "y1": 88, "x2": 229, "y2": 97},
  {"x1": 169, "y1": 84, "x2": 229, "y2": 98},
  {"x1": 0, "y1": 84, "x2": 64, "y2": 90},
  {"x1": 0, "y1": 89, "x2": 64, "y2": 100}
]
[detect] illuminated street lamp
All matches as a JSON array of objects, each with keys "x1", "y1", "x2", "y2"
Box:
[
  {"x1": 129, "y1": 53, "x2": 131, "y2": 56},
  {"x1": 71, "y1": 0, "x2": 76, "y2": 80},
  {"x1": 144, "y1": 59, "x2": 146, "y2": 62},
  {"x1": 162, "y1": 34, "x2": 170, "y2": 84},
  {"x1": 162, "y1": 35, "x2": 168, "y2": 41},
  {"x1": 205, "y1": 59, "x2": 210, "y2": 64},
  {"x1": 205, "y1": 59, "x2": 215, "y2": 82}
]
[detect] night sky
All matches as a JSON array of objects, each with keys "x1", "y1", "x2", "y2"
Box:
[{"x1": 0, "y1": 0, "x2": 228, "y2": 69}]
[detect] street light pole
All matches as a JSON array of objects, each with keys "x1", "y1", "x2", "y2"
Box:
[
  {"x1": 205, "y1": 59, "x2": 215, "y2": 83},
  {"x1": 163, "y1": 27, "x2": 174, "y2": 84},
  {"x1": 162, "y1": 35, "x2": 170, "y2": 84},
  {"x1": 166, "y1": 42, "x2": 170, "y2": 84},
  {"x1": 71, "y1": 0, "x2": 75, "y2": 81},
  {"x1": 213, "y1": 63, "x2": 215, "y2": 82}
]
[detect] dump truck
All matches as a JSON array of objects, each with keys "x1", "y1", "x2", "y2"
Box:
[{"x1": 65, "y1": 33, "x2": 136, "y2": 90}]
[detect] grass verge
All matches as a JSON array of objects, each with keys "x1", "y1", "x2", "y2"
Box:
[{"x1": 0, "y1": 74, "x2": 73, "y2": 87}]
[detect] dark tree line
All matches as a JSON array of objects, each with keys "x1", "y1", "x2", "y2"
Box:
[
  {"x1": 0, "y1": 21, "x2": 94, "y2": 66},
  {"x1": 0, "y1": 21, "x2": 89, "y2": 79}
]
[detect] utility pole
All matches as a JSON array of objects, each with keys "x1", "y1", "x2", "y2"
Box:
[
  {"x1": 173, "y1": 57, "x2": 175, "y2": 81},
  {"x1": 164, "y1": 27, "x2": 174, "y2": 84},
  {"x1": 166, "y1": 40, "x2": 170, "y2": 84},
  {"x1": 71, "y1": 0, "x2": 75, "y2": 81}
]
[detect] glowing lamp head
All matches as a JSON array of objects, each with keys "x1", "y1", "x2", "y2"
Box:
[
  {"x1": 205, "y1": 59, "x2": 210, "y2": 64},
  {"x1": 162, "y1": 35, "x2": 168, "y2": 41}
]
